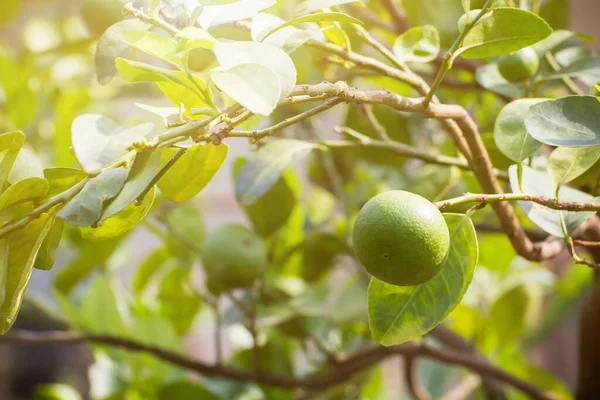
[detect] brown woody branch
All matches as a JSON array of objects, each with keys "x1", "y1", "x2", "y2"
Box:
[{"x1": 0, "y1": 330, "x2": 555, "y2": 399}]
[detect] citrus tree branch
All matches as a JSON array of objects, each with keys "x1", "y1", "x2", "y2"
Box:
[
  {"x1": 0, "y1": 330, "x2": 555, "y2": 398},
  {"x1": 435, "y1": 192, "x2": 600, "y2": 213},
  {"x1": 378, "y1": 0, "x2": 410, "y2": 33},
  {"x1": 404, "y1": 356, "x2": 431, "y2": 400}
]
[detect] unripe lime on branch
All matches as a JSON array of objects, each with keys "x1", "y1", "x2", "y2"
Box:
[
  {"x1": 497, "y1": 47, "x2": 540, "y2": 83},
  {"x1": 201, "y1": 224, "x2": 267, "y2": 294},
  {"x1": 352, "y1": 191, "x2": 450, "y2": 286}
]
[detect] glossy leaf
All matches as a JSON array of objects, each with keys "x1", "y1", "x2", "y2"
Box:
[
  {"x1": 296, "y1": 0, "x2": 362, "y2": 15},
  {"x1": 34, "y1": 218, "x2": 65, "y2": 271},
  {"x1": 214, "y1": 41, "x2": 297, "y2": 99},
  {"x1": 458, "y1": 8, "x2": 552, "y2": 59},
  {"x1": 101, "y1": 150, "x2": 162, "y2": 219},
  {"x1": 80, "y1": 187, "x2": 155, "y2": 242},
  {"x1": 166, "y1": 203, "x2": 205, "y2": 253},
  {"x1": 117, "y1": 29, "x2": 180, "y2": 66},
  {"x1": 71, "y1": 114, "x2": 153, "y2": 174},
  {"x1": 158, "y1": 265, "x2": 202, "y2": 334},
  {"x1": 393, "y1": 25, "x2": 440, "y2": 63},
  {"x1": 234, "y1": 157, "x2": 298, "y2": 237},
  {"x1": 57, "y1": 168, "x2": 127, "y2": 227},
  {"x1": 158, "y1": 143, "x2": 229, "y2": 202},
  {"x1": 43, "y1": 168, "x2": 87, "y2": 199},
  {"x1": 197, "y1": 0, "x2": 276, "y2": 29},
  {"x1": 95, "y1": 20, "x2": 148, "y2": 85},
  {"x1": 509, "y1": 165, "x2": 599, "y2": 237},
  {"x1": 235, "y1": 139, "x2": 323, "y2": 206},
  {"x1": 175, "y1": 27, "x2": 217, "y2": 52},
  {"x1": 0, "y1": 177, "x2": 49, "y2": 211},
  {"x1": 548, "y1": 146, "x2": 600, "y2": 186},
  {"x1": 1, "y1": 213, "x2": 54, "y2": 334},
  {"x1": 368, "y1": 213, "x2": 478, "y2": 346},
  {"x1": 0, "y1": 131, "x2": 25, "y2": 191},
  {"x1": 539, "y1": 56, "x2": 600, "y2": 85},
  {"x1": 258, "y1": 12, "x2": 362, "y2": 42},
  {"x1": 494, "y1": 99, "x2": 546, "y2": 162},
  {"x1": 211, "y1": 64, "x2": 282, "y2": 116},
  {"x1": 252, "y1": 13, "x2": 320, "y2": 54},
  {"x1": 8, "y1": 148, "x2": 44, "y2": 183},
  {"x1": 524, "y1": 96, "x2": 600, "y2": 147}
]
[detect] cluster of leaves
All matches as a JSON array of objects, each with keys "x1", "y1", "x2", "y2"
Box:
[{"x1": 0, "y1": 0, "x2": 599, "y2": 398}]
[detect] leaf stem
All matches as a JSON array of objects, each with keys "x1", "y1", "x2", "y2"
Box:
[{"x1": 423, "y1": 0, "x2": 495, "y2": 105}]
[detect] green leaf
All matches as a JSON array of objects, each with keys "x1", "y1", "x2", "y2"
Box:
[
  {"x1": 159, "y1": 382, "x2": 219, "y2": 400},
  {"x1": 54, "y1": 237, "x2": 121, "y2": 295},
  {"x1": 251, "y1": 13, "x2": 320, "y2": 54},
  {"x1": 8, "y1": 148, "x2": 44, "y2": 183},
  {"x1": 80, "y1": 275, "x2": 127, "y2": 336},
  {"x1": 101, "y1": 150, "x2": 162, "y2": 219},
  {"x1": 295, "y1": 0, "x2": 362, "y2": 15},
  {"x1": 0, "y1": 177, "x2": 49, "y2": 211},
  {"x1": 368, "y1": 213, "x2": 478, "y2": 346},
  {"x1": 196, "y1": 0, "x2": 276, "y2": 29},
  {"x1": 214, "y1": 41, "x2": 297, "y2": 99},
  {"x1": 34, "y1": 219, "x2": 65, "y2": 271},
  {"x1": 1, "y1": 213, "x2": 54, "y2": 334},
  {"x1": 131, "y1": 316, "x2": 184, "y2": 379},
  {"x1": 300, "y1": 232, "x2": 351, "y2": 281},
  {"x1": 0, "y1": 240, "x2": 7, "y2": 306},
  {"x1": 531, "y1": 30, "x2": 585, "y2": 57},
  {"x1": 57, "y1": 168, "x2": 127, "y2": 227},
  {"x1": 490, "y1": 284, "x2": 540, "y2": 348},
  {"x1": 494, "y1": 99, "x2": 546, "y2": 162},
  {"x1": 234, "y1": 157, "x2": 298, "y2": 237},
  {"x1": 34, "y1": 384, "x2": 82, "y2": 400},
  {"x1": 43, "y1": 168, "x2": 87, "y2": 199},
  {"x1": 524, "y1": 96, "x2": 600, "y2": 147},
  {"x1": 80, "y1": 187, "x2": 155, "y2": 241},
  {"x1": 538, "y1": 56, "x2": 600, "y2": 85},
  {"x1": 475, "y1": 63, "x2": 524, "y2": 98},
  {"x1": 115, "y1": 58, "x2": 213, "y2": 109},
  {"x1": 235, "y1": 139, "x2": 323, "y2": 206},
  {"x1": 158, "y1": 265, "x2": 202, "y2": 334},
  {"x1": 548, "y1": 146, "x2": 600, "y2": 186},
  {"x1": 258, "y1": 12, "x2": 362, "y2": 42},
  {"x1": 175, "y1": 27, "x2": 217, "y2": 52},
  {"x1": 71, "y1": 114, "x2": 153, "y2": 174},
  {"x1": 458, "y1": 8, "x2": 552, "y2": 59},
  {"x1": 393, "y1": 25, "x2": 440, "y2": 64},
  {"x1": 95, "y1": 20, "x2": 148, "y2": 85},
  {"x1": 158, "y1": 143, "x2": 229, "y2": 203},
  {"x1": 0, "y1": 131, "x2": 25, "y2": 191},
  {"x1": 117, "y1": 29, "x2": 180, "y2": 66},
  {"x1": 540, "y1": 0, "x2": 570, "y2": 30},
  {"x1": 211, "y1": 64, "x2": 282, "y2": 116},
  {"x1": 508, "y1": 165, "x2": 599, "y2": 237},
  {"x1": 166, "y1": 204, "x2": 205, "y2": 253},
  {"x1": 132, "y1": 247, "x2": 171, "y2": 295}
]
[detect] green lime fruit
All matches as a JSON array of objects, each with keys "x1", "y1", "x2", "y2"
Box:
[
  {"x1": 201, "y1": 224, "x2": 267, "y2": 293},
  {"x1": 352, "y1": 190, "x2": 450, "y2": 286},
  {"x1": 497, "y1": 47, "x2": 540, "y2": 83},
  {"x1": 82, "y1": 0, "x2": 123, "y2": 34}
]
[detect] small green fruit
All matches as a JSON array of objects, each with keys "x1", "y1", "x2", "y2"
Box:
[
  {"x1": 352, "y1": 190, "x2": 450, "y2": 286},
  {"x1": 82, "y1": 0, "x2": 123, "y2": 34},
  {"x1": 201, "y1": 224, "x2": 267, "y2": 293},
  {"x1": 497, "y1": 47, "x2": 540, "y2": 83}
]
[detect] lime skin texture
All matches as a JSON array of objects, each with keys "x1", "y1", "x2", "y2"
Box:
[
  {"x1": 201, "y1": 224, "x2": 267, "y2": 294},
  {"x1": 352, "y1": 190, "x2": 450, "y2": 286}
]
